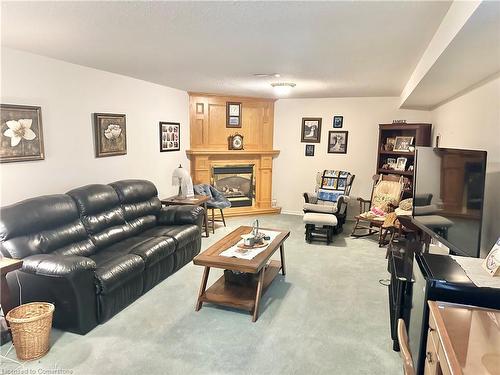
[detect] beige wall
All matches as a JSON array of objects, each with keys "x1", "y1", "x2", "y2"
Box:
[
  {"x1": 0, "y1": 48, "x2": 190, "y2": 205},
  {"x1": 272, "y1": 97, "x2": 431, "y2": 215},
  {"x1": 431, "y1": 76, "x2": 500, "y2": 255}
]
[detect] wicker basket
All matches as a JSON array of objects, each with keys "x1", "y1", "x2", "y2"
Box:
[{"x1": 6, "y1": 302, "x2": 55, "y2": 360}]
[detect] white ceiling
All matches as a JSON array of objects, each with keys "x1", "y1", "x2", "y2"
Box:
[
  {"x1": 402, "y1": 1, "x2": 500, "y2": 109},
  {"x1": 1, "y1": 1, "x2": 452, "y2": 99}
]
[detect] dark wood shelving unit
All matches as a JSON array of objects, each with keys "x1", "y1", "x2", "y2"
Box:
[
  {"x1": 376, "y1": 123, "x2": 432, "y2": 197},
  {"x1": 377, "y1": 168, "x2": 414, "y2": 177}
]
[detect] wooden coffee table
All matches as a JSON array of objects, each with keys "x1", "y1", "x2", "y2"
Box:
[{"x1": 193, "y1": 226, "x2": 290, "y2": 322}]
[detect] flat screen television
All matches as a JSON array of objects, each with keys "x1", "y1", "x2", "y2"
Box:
[{"x1": 413, "y1": 147, "x2": 487, "y2": 258}]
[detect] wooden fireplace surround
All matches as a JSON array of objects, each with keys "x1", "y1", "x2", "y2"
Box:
[{"x1": 187, "y1": 93, "x2": 281, "y2": 217}]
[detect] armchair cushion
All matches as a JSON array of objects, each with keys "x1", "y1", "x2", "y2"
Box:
[
  {"x1": 303, "y1": 202, "x2": 338, "y2": 214},
  {"x1": 194, "y1": 184, "x2": 231, "y2": 209},
  {"x1": 193, "y1": 184, "x2": 212, "y2": 198}
]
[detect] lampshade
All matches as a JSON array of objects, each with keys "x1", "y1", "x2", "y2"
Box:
[
  {"x1": 171, "y1": 164, "x2": 194, "y2": 198},
  {"x1": 172, "y1": 165, "x2": 190, "y2": 186}
]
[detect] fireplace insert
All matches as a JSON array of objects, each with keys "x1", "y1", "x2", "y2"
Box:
[{"x1": 212, "y1": 165, "x2": 254, "y2": 207}]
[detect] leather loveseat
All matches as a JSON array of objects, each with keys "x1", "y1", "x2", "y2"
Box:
[{"x1": 0, "y1": 180, "x2": 203, "y2": 334}]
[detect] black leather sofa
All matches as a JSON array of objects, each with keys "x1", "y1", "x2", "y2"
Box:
[{"x1": 0, "y1": 180, "x2": 203, "y2": 334}]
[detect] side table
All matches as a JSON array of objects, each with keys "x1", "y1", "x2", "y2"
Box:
[
  {"x1": 1, "y1": 258, "x2": 23, "y2": 316},
  {"x1": 161, "y1": 195, "x2": 210, "y2": 238},
  {"x1": 1, "y1": 258, "x2": 23, "y2": 344}
]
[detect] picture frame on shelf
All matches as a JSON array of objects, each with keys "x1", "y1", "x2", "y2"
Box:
[
  {"x1": 93, "y1": 113, "x2": 127, "y2": 157},
  {"x1": 333, "y1": 115, "x2": 343, "y2": 128},
  {"x1": 226, "y1": 102, "x2": 242, "y2": 128},
  {"x1": 159, "y1": 122, "x2": 180, "y2": 152},
  {"x1": 395, "y1": 157, "x2": 407, "y2": 171},
  {"x1": 327, "y1": 131, "x2": 348, "y2": 154},
  {"x1": 301, "y1": 117, "x2": 322, "y2": 143},
  {"x1": 384, "y1": 137, "x2": 396, "y2": 151},
  {"x1": 393, "y1": 136, "x2": 414, "y2": 152},
  {"x1": 386, "y1": 157, "x2": 397, "y2": 170},
  {"x1": 0, "y1": 104, "x2": 45, "y2": 163},
  {"x1": 305, "y1": 144, "x2": 315, "y2": 156}
]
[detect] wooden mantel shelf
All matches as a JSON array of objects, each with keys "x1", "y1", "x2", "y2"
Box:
[{"x1": 186, "y1": 149, "x2": 280, "y2": 157}]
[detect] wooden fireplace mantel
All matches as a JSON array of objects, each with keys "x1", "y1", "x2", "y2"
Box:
[
  {"x1": 186, "y1": 150, "x2": 280, "y2": 157},
  {"x1": 188, "y1": 93, "x2": 281, "y2": 217},
  {"x1": 185, "y1": 149, "x2": 281, "y2": 217}
]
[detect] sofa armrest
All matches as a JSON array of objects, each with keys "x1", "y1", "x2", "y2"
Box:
[
  {"x1": 22, "y1": 254, "x2": 96, "y2": 277},
  {"x1": 12, "y1": 254, "x2": 98, "y2": 334},
  {"x1": 158, "y1": 205, "x2": 205, "y2": 228}
]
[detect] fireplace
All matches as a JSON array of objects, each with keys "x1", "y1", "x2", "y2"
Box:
[{"x1": 212, "y1": 165, "x2": 254, "y2": 207}]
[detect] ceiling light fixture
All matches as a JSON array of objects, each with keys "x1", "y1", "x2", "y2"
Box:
[
  {"x1": 271, "y1": 82, "x2": 296, "y2": 96},
  {"x1": 253, "y1": 73, "x2": 281, "y2": 78}
]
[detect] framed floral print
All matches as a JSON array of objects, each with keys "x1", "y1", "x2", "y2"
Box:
[
  {"x1": 159, "y1": 122, "x2": 180, "y2": 152},
  {"x1": 1, "y1": 104, "x2": 45, "y2": 163},
  {"x1": 93, "y1": 113, "x2": 127, "y2": 157}
]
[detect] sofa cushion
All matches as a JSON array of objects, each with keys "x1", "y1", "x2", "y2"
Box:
[
  {"x1": 67, "y1": 184, "x2": 133, "y2": 249},
  {"x1": 0, "y1": 194, "x2": 97, "y2": 258},
  {"x1": 91, "y1": 235, "x2": 176, "y2": 269},
  {"x1": 129, "y1": 236, "x2": 176, "y2": 266},
  {"x1": 139, "y1": 225, "x2": 201, "y2": 249},
  {"x1": 93, "y1": 253, "x2": 145, "y2": 294},
  {"x1": 110, "y1": 180, "x2": 162, "y2": 235}
]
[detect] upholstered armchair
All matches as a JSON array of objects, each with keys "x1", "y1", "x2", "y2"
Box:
[
  {"x1": 303, "y1": 170, "x2": 355, "y2": 231},
  {"x1": 193, "y1": 184, "x2": 231, "y2": 233}
]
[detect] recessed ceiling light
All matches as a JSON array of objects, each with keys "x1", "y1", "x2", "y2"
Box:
[
  {"x1": 271, "y1": 82, "x2": 296, "y2": 96},
  {"x1": 253, "y1": 73, "x2": 281, "y2": 78}
]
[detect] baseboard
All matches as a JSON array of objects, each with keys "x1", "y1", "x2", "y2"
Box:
[{"x1": 280, "y1": 210, "x2": 303, "y2": 216}]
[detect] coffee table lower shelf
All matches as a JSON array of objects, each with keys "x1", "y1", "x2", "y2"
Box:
[{"x1": 197, "y1": 259, "x2": 282, "y2": 321}]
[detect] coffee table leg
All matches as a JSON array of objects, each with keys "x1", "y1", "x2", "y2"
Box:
[
  {"x1": 203, "y1": 203, "x2": 209, "y2": 238},
  {"x1": 280, "y1": 244, "x2": 286, "y2": 276},
  {"x1": 196, "y1": 266, "x2": 210, "y2": 311},
  {"x1": 252, "y1": 267, "x2": 266, "y2": 322}
]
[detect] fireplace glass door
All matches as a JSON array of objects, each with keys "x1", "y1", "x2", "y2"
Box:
[{"x1": 212, "y1": 165, "x2": 254, "y2": 207}]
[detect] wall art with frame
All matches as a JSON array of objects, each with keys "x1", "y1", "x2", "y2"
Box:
[
  {"x1": 1, "y1": 104, "x2": 45, "y2": 163},
  {"x1": 327, "y1": 131, "x2": 348, "y2": 154},
  {"x1": 160, "y1": 122, "x2": 180, "y2": 152}
]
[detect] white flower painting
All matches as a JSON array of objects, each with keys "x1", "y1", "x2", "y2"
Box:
[
  {"x1": 3, "y1": 119, "x2": 37, "y2": 147},
  {"x1": 104, "y1": 124, "x2": 122, "y2": 140},
  {"x1": 94, "y1": 113, "x2": 127, "y2": 157},
  {"x1": 1, "y1": 104, "x2": 44, "y2": 163}
]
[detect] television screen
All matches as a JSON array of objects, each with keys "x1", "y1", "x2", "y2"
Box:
[{"x1": 413, "y1": 147, "x2": 487, "y2": 257}]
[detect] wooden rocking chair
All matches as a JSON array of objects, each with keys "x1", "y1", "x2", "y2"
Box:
[{"x1": 351, "y1": 174, "x2": 404, "y2": 246}]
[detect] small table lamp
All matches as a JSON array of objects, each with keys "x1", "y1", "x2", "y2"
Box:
[{"x1": 172, "y1": 164, "x2": 194, "y2": 199}]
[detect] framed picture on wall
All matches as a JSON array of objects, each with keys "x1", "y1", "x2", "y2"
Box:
[
  {"x1": 327, "y1": 131, "x2": 348, "y2": 154},
  {"x1": 159, "y1": 122, "x2": 180, "y2": 152},
  {"x1": 301, "y1": 117, "x2": 322, "y2": 143},
  {"x1": 1, "y1": 104, "x2": 45, "y2": 163},
  {"x1": 305, "y1": 144, "x2": 315, "y2": 156},
  {"x1": 93, "y1": 113, "x2": 127, "y2": 157},
  {"x1": 333, "y1": 115, "x2": 343, "y2": 128},
  {"x1": 226, "y1": 102, "x2": 242, "y2": 128}
]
